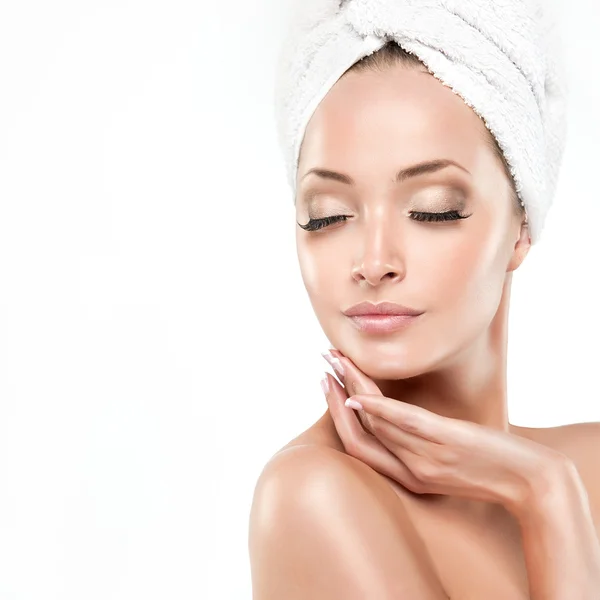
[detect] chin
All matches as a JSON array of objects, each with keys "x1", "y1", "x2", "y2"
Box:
[
  {"x1": 366, "y1": 362, "x2": 419, "y2": 382},
  {"x1": 338, "y1": 341, "x2": 419, "y2": 380}
]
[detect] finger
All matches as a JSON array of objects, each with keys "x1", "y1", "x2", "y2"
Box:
[
  {"x1": 323, "y1": 348, "x2": 381, "y2": 433},
  {"x1": 327, "y1": 350, "x2": 382, "y2": 398},
  {"x1": 364, "y1": 412, "x2": 437, "y2": 456},
  {"x1": 321, "y1": 350, "x2": 346, "y2": 386},
  {"x1": 323, "y1": 350, "x2": 383, "y2": 435},
  {"x1": 341, "y1": 402, "x2": 457, "y2": 491},
  {"x1": 349, "y1": 394, "x2": 461, "y2": 444},
  {"x1": 323, "y1": 372, "x2": 367, "y2": 443},
  {"x1": 324, "y1": 374, "x2": 425, "y2": 492}
]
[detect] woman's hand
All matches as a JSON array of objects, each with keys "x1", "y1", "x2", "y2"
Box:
[{"x1": 321, "y1": 349, "x2": 570, "y2": 515}]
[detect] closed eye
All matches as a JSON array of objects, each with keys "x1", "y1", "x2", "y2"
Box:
[
  {"x1": 297, "y1": 215, "x2": 348, "y2": 231},
  {"x1": 409, "y1": 210, "x2": 471, "y2": 223},
  {"x1": 297, "y1": 210, "x2": 471, "y2": 232}
]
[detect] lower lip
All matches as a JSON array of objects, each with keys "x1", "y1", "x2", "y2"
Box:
[{"x1": 347, "y1": 314, "x2": 422, "y2": 333}]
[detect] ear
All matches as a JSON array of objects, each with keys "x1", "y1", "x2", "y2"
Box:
[{"x1": 507, "y1": 218, "x2": 531, "y2": 272}]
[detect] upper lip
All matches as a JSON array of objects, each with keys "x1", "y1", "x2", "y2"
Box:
[{"x1": 343, "y1": 301, "x2": 423, "y2": 317}]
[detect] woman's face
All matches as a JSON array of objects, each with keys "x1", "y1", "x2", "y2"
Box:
[{"x1": 295, "y1": 63, "x2": 530, "y2": 379}]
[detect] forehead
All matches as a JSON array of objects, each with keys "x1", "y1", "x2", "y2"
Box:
[{"x1": 299, "y1": 65, "x2": 490, "y2": 182}]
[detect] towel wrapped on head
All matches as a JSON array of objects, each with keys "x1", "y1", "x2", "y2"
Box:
[{"x1": 273, "y1": 0, "x2": 568, "y2": 245}]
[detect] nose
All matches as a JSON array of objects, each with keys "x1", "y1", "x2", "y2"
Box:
[{"x1": 351, "y1": 211, "x2": 406, "y2": 287}]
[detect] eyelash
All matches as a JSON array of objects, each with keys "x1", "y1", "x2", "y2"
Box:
[{"x1": 297, "y1": 210, "x2": 471, "y2": 232}]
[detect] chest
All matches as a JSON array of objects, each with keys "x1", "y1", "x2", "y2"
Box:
[{"x1": 383, "y1": 477, "x2": 531, "y2": 600}]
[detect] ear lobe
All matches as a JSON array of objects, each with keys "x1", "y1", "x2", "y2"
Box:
[{"x1": 507, "y1": 221, "x2": 531, "y2": 272}]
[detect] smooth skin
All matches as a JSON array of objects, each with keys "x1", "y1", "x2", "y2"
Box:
[
  {"x1": 322, "y1": 351, "x2": 600, "y2": 598},
  {"x1": 248, "y1": 62, "x2": 600, "y2": 599},
  {"x1": 321, "y1": 352, "x2": 566, "y2": 514}
]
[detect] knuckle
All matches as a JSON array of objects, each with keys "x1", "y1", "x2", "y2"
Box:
[
  {"x1": 343, "y1": 434, "x2": 364, "y2": 457},
  {"x1": 402, "y1": 416, "x2": 422, "y2": 434},
  {"x1": 411, "y1": 480, "x2": 428, "y2": 494},
  {"x1": 390, "y1": 462, "x2": 426, "y2": 494},
  {"x1": 370, "y1": 418, "x2": 386, "y2": 436},
  {"x1": 436, "y1": 447, "x2": 459, "y2": 465},
  {"x1": 414, "y1": 458, "x2": 439, "y2": 483}
]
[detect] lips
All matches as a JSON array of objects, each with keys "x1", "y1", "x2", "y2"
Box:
[
  {"x1": 347, "y1": 314, "x2": 422, "y2": 334},
  {"x1": 342, "y1": 301, "x2": 424, "y2": 334},
  {"x1": 343, "y1": 301, "x2": 423, "y2": 317}
]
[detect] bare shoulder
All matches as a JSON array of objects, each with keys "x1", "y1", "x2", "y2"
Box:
[
  {"x1": 248, "y1": 444, "x2": 448, "y2": 600},
  {"x1": 527, "y1": 420, "x2": 600, "y2": 478},
  {"x1": 522, "y1": 421, "x2": 600, "y2": 527}
]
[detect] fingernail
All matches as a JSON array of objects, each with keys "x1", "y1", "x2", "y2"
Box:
[
  {"x1": 320, "y1": 374, "x2": 329, "y2": 395},
  {"x1": 331, "y1": 358, "x2": 345, "y2": 377},
  {"x1": 321, "y1": 351, "x2": 345, "y2": 377},
  {"x1": 345, "y1": 398, "x2": 363, "y2": 410}
]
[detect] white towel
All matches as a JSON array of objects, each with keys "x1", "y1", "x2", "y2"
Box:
[{"x1": 273, "y1": 0, "x2": 568, "y2": 245}]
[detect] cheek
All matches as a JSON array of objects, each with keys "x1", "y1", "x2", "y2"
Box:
[
  {"x1": 434, "y1": 238, "x2": 508, "y2": 334},
  {"x1": 297, "y1": 241, "x2": 340, "y2": 308},
  {"x1": 416, "y1": 235, "x2": 504, "y2": 317},
  {"x1": 411, "y1": 239, "x2": 478, "y2": 298},
  {"x1": 296, "y1": 241, "x2": 349, "y2": 347},
  {"x1": 296, "y1": 246, "x2": 316, "y2": 292}
]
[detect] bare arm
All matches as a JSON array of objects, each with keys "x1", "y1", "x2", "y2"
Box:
[
  {"x1": 248, "y1": 445, "x2": 449, "y2": 600},
  {"x1": 510, "y1": 456, "x2": 600, "y2": 600}
]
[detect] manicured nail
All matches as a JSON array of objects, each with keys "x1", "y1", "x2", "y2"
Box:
[
  {"x1": 320, "y1": 374, "x2": 329, "y2": 395},
  {"x1": 331, "y1": 357, "x2": 345, "y2": 377},
  {"x1": 321, "y1": 350, "x2": 345, "y2": 377},
  {"x1": 345, "y1": 398, "x2": 363, "y2": 410}
]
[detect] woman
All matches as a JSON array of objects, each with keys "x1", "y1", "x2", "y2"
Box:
[{"x1": 249, "y1": 3, "x2": 600, "y2": 599}]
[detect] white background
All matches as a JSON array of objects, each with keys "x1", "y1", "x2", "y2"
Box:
[{"x1": 0, "y1": 1, "x2": 598, "y2": 598}]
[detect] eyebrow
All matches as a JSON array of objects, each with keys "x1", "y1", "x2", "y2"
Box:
[{"x1": 300, "y1": 159, "x2": 471, "y2": 185}]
